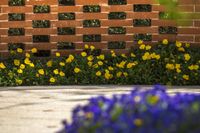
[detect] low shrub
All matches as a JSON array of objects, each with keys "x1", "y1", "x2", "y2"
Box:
[
  {"x1": 58, "y1": 85, "x2": 200, "y2": 133},
  {"x1": 0, "y1": 40, "x2": 199, "y2": 86}
]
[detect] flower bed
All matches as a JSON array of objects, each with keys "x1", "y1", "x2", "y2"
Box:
[
  {"x1": 58, "y1": 85, "x2": 200, "y2": 133},
  {"x1": 0, "y1": 40, "x2": 199, "y2": 86}
]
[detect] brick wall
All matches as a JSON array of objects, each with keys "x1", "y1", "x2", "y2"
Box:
[{"x1": 0, "y1": 0, "x2": 200, "y2": 57}]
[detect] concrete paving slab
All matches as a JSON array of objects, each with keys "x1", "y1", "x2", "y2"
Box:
[{"x1": 0, "y1": 85, "x2": 200, "y2": 133}]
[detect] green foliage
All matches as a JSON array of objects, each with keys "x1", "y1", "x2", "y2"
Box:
[
  {"x1": 33, "y1": 35, "x2": 50, "y2": 43},
  {"x1": 32, "y1": 20, "x2": 50, "y2": 28},
  {"x1": 133, "y1": 19, "x2": 151, "y2": 27},
  {"x1": 83, "y1": 5, "x2": 101, "y2": 13},
  {"x1": 58, "y1": 13, "x2": 75, "y2": 20},
  {"x1": 8, "y1": 0, "x2": 25, "y2": 6},
  {"x1": 108, "y1": 0, "x2": 127, "y2": 5},
  {"x1": 83, "y1": 20, "x2": 101, "y2": 27},
  {"x1": 108, "y1": 27, "x2": 126, "y2": 34},
  {"x1": 108, "y1": 41, "x2": 126, "y2": 49},
  {"x1": 33, "y1": 5, "x2": 50, "y2": 13},
  {"x1": 159, "y1": 26, "x2": 177, "y2": 34},
  {"x1": 134, "y1": 4, "x2": 152, "y2": 12},
  {"x1": 134, "y1": 34, "x2": 152, "y2": 41},
  {"x1": 57, "y1": 27, "x2": 75, "y2": 35},
  {"x1": 57, "y1": 42, "x2": 75, "y2": 50},
  {"x1": 8, "y1": 13, "x2": 25, "y2": 21},
  {"x1": 58, "y1": 0, "x2": 75, "y2": 6},
  {"x1": 8, "y1": 28, "x2": 25, "y2": 36},
  {"x1": 108, "y1": 12, "x2": 126, "y2": 19},
  {"x1": 83, "y1": 35, "x2": 101, "y2": 42}
]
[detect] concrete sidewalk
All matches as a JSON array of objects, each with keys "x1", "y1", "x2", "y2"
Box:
[{"x1": 0, "y1": 85, "x2": 200, "y2": 133}]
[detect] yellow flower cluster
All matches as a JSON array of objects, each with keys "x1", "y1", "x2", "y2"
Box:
[{"x1": 142, "y1": 52, "x2": 160, "y2": 60}]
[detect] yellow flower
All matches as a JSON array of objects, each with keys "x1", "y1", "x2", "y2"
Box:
[
  {"x1": 87, "y1": 55, "x2": 94, "y2": 61},
  {"x1": 97, "y1": 54, "x2": 105, "y2": 60},
  {"x1": 74, "y1": 67, "x2": 81, "y2": 73},
  {"x1": 47, "y1": 60, "x2": 52, "y2": 67},
  {"x1": 176, "y1": 69, "x2": 181, "y2": 73},
  {"x1": 175, "y1": 64, "x2": 181, "y2": 69},
  {"x1": 59, "y1": 71, "x2": 65, "y2": 77},
  {"x1": 184, "y1": 54, "x2": 191, "y2": 61},
  {"x1": 127, "y1": 63, "x2": 135, "y2": 69},
  {"x1": 59, "y1": 62, "x2": 65, "y2": 66},
  {"x1": 138, "y1": 40, "x2": 143, "y2": 45},
  {"x1": 93, "y1": 64, "x2": 99, "y2": 68},
  {"x1": 185, "y1": 43, "x2": 190, "y2": 48},
  {"x1": 96, "y1": 71, "x2": 102, "y2": 76},
  {"x1": 81, "y1": 52, "x2": 87, "y2": 57},
  {"x1": 88, "y1": 61, "x2": 93, "y2": 67},
  {"x1": 162, "y1": 39, "x2": 168, "y2": 45},
  {"x1": 14, "y1": 59, "x2": 20, "y2": 66},
  {"x1": 84, "y1": 44, "x2": 89, "y2": 49},
  {"x1": 20, "y1": 64, "x2": 25, "y2": 69},
  {"x1": 139, "y1": 44, "x2": 146, "y2": 50},
  {"x1": 25, "y1": 53, "x2": 30, "y2": 58},
  {"x1": 116, "y1": 72, "x2": 122, "y2": 77},
  {"x1": 53, "y1": 69, "x2": 59, "y2": 75},
  {"x1": 24, "y1": 58, "x2": 31, "y2": 65},
  {"x1": 56, "y1": 52, "x2": 61, "y2": 57},
  {"x1": 131, "y1": 53, "x2": 136, "y2": 57},
  {"x1": 90, "y1": 45, "x2": 95, "y2": 50},
  {"x1": 15, "y1": 79, "x2": 23, "y2": 85},
  {"x1": 17, "y1": 48, "x2": 23, "y2": 53},
  {"x1": 178, "y1": 47, "x2": 185, "y2": 52},
  {"x1": 142, "y1": 52, "x2": 151, "y2": 60},
  {"x1": 38, "y1": 69, "x2": 45, "y2": 75},
  {"x1": 97, "y1": 61, "x2": 103, "y2": 66},
  {"x1": 183, "y1": 75, "x2": 189, "y2": 80},
  {"x1": 66, "y1": 54, "x2": 74, "y2": 63},
  {"x1": 123, "y1": 72, "x2": 128, "y2": 77},
  {"x1": 31, "y1": 48, "x2": 37, "y2": 53},
  {"x1": 116, "y1": 61, "x2": 126, "y2": 68},
  {"x1": 155, "y1": 55, "x2": 160, "y2": 60},
  {"x1": 29, "y1": 63, "x2": 35, "y2": 67},
  {"x1": 166, "y1": 64, "x2": 175, "y2": 70},
  {"x1": 105, "y1": 69, "x2": 109, "y2": 73},
  {"x1": 104, "y1": 72, "x2": 111, "y2": 80},
  {"x1": 188, "y1": 65, "x2": 199, "y2": 70},
  {"x1": 145, "y1": 45, "x2": 151, "y2": 50},
  {"x1": 108, "y1": 66, "x2": 114, "y2": 71},
  {"x1": 0, "y1": 62, "x2": 6, "y2": 69},
  {"x1": 134, "y1": 118, "x2": 143, "y2": 127},
  {"x1": 121, "y1": 54, "x2": 127, "y2": 58},
  {"x1": 17, "y1": 69, "x2": 23, "y2": 74},
  {"x1": 49, "y1": 77, "x2": 56, "y2": 83},
  {"x1": 36, "y1": 73, "x2": 39, "y2": 77},
  {"x1": 111, "y1": 53, "x2": 116, "y2": 57},
  {"x1": 176, "y1": 41, "x2": 182, "y2": 48}
]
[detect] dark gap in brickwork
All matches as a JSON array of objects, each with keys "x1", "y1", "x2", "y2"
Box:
[
  {"x1": 8, "y1": 43, "x2": 25, "y2": 50},
  {"x1": 133, "y1": 19, "x2": 151, "y2": 27},
  {"x1": 83, "y1": 35, "x2": 101, "y2": 42},
  {"x1": 134, "y1": 34, "x2": 152, "y2": 41},
  {"x1": 108, "y1": 12, "x2": 126, "y2": 19},
  {"x1": 108, "y1": 27, "x2": 126, "y2": 34},
  {"x1": 33, "y1": 50, "x2": 51, "y2": 57},
  {"x1": 58, "y1": 13, "x2": 75, "y2": 20},
  {"x1": 159, "y1": 26, "x2": 177, "y2": 34},
  {"x1": 57, "y1": 42, "x2": 75, "y2": 49},
  {"x1": 8, "y1": 13, "x2": 25, "y2": 21},
  {"x1": 57, "y1": 27, "x2": 75, "y2": 35},
  {"x1": 134, "y1": 4, "x2": 152, "y2": 12},
  {"x1": 33, "y1": 5, "x2": 50, "y2": 13},
  {"x1": 83, "y1": 5, "x2": 101, "y2": 13},
  {"x1": 58, "y1": 0, "x2": 75, "y2": 6},
  {"x1": 108, "y1": 41, "x2": 126, "y2": 49},
  {"x1": 8, "y1": 0, "x2": 25, "y2": 6},
  {"x1": 83, "y1": 20, "x2": 101, "y2": 27},
  {"x1": 32, "y1": 20, "x2": 50, "y2": 28},
  {"x1": 8, "y1": 28, "x2": 25, "y2": 36},
  {"x1": 33, "y1": 35, "x2": 50, "y2": 43},
  {"x1": 108, "y1": 0, "x2": 127, "y2": 5}
]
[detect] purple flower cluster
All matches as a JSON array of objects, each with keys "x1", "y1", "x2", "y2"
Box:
[{"x1": 59, "y1": 85, "x2": 200, "y2": 133}]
